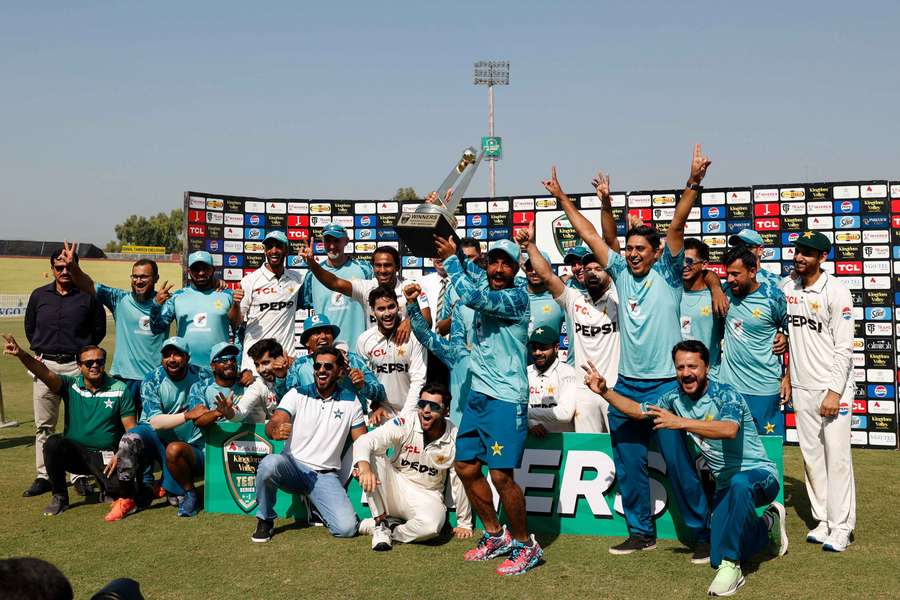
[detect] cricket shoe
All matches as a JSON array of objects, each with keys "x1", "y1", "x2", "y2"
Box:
[
  {"x1": 464, "y1": 525, "x2": 514, "y2": 561},
  {"x1": 43, "y1": 494, "x2": 69, "y2": 516},
  {"x1": 372, "y1": 522, "x2": 393, "y2": 551},
  {"x1": 178, "y1": 489, "x2": 200, "y2": 517},
  {"x1": 496, "y1": 535, "x2": 543, "y2": 576},
  {"x1": 251, "y1": 518, "x2": 274, "y2": 543},
  {"x1": 806, "y1": 522, "x2": 829, "y2": 544},
  {"x1": 764, "y1": 501, "x2": 788, "y2": 557},
  {"x1": 822, "y1": 529, "x2": 852, "y2": 552},
  {"x1": 707, "y1": 560, "x2": 745, "y2": 596},
  {"x1": 358, "y1": 518, "x2": 377, "y2": 536},
  {"x1": 609, "y1": 534, "x2": 657, "y2": 555}
]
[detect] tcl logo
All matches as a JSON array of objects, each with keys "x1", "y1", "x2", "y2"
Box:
[
  {"x1": 287, "y1": 229, "x2": 309, "y2": 240},
  {"x1": 707, "y1": 264, "x2": 725, "y2": 276},
  {"x1": 836, "y1": 261, "x2": 862, "y2": 274},
  {"x1": 188, "y1": 224, "x2": 206, "y2": 237},
  {"x1": 754, "y1": 203, "x2": 780, "y2": 217},
  {"x1": 852, "y1": 400, "x2": 866, "y2": 414},
  {"x1": 754, "y1": 218, "x2": 780, "y2": 231},
  {"x1": 371, "y1": 348, "x2": 387, "y2": 358}
]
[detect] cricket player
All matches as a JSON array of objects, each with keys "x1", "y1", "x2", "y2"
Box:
[
  {"x1": 525, "y1": 326, "x2": 578, "y2": 434},
  {"x1": 434, "y1": 234, "x2": 543, "y2": 576},
  {"x1": 547, "y1": 147, "x2": 711, "y2": 559},
  {"x1": 680, "y1": 238, "x2": 724, "y2": 377},
  {"x1": 583, "y1": 340, "x2": 788, "y2": 597},
  {"x1": 356, "y1": 286, "x2": 426, "y2": 422},
  {"x1": 780, "y1": 231, "x2": 856, "y2": 552},
  {"x1": 354, "y1": 383, "x2": 472, "y2": 550},
  {"x1": 728, "y1": 229, "x2": 782, "y2": 288},
  {"x1": 230, "y1": 231, "x2": 304, "y2": 371},
  {"x1": 523, "y1": 250, "x2": 565, "y2": 336}
]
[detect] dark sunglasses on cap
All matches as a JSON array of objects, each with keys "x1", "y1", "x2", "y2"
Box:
[
  {"x1": 81, "y1": 358, "x2": 105, "y2": 368},
  {"x1": 313, "y1": 361, "x2": 337, "y2": 371},
  {"x1": 417, "y1": 399, "x2": 444, "y2": 412},
  {"x1": 212, "y1": 355, "x2": 237, "y2": 364}
]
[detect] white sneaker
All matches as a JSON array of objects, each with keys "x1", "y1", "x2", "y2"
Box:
[
  {"x1": 806, "y1": 522, "x2": 829, "y2": 544},
  {"x1": 372, "y1": 522, "x2": 393, "y2": 551},
  {"x1": 358, "y1": 518, "x2": 376, "y2": 536},
  {"x1": 822, "y1": 529, "x2": 852, "y2": 552}
]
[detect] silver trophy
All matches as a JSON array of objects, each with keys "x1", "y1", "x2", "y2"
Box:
[{"x1": 396, "y1": 147, "x2": 484, "y2": 257}]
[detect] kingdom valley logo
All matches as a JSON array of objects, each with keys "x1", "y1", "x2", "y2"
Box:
[
  {"x1": 552, "y1": 215, "x2": 581, "y2": 255},
  {"x1": 223, "y1": 431, "x2": 273, "y2": 512}
]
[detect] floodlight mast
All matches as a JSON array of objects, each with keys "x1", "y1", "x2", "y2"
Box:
[{"x1": 473, "y1": 61, "x2": 509, "y2": 198}]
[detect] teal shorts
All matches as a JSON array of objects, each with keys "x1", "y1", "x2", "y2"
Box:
[{"x1": 455, "y1": 390, "x2": 527, "y2": 469}]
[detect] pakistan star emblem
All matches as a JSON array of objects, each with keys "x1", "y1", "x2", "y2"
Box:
[
  {"x1": 802, "y1": 231, "x2": 814, "y2": 238},
  {"x1": 546, "y1": 385, "x2": 555, "y2": 395},
  {"x1": 534, "y1": 328, "x2": 544, "y2": 335},
  {"x1": 810, "y1": 301, "x2": 821, "y2": 311},
  {"x1": 542, "y1": 304, "x2": 551, "y2": 314},
  {"x1": 333, "y1": 409, "x2": 344, "y2": 419},
  {"x1": 700, "y1": 306, "x2": 711, "y2": 317},
  {"x1": 214, "y1": 300, "x2": 224, "y2": 310},
  {"x1": 104, "y1": 399, "x2": 114, "y2": 409},
  {"x1": 397, "y1": 346, "x2": 406, "y2": 356},
  {"x1": 490, "y1": 442, "x2": 504, "y2": 456},
  {"x1": 764, "y1": 422, "x2": 776, "y2": 434},
  {"x1": 751, "y1": 308, "x2": 763, "y2": 319}
]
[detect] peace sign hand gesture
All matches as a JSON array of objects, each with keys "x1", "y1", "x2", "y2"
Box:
[
  {"x1": 581, "y1": 361, "x2": 608, "y2": 396},
  {"x1": 155, "y1": 281, "x2": 174, "y2": 305}
]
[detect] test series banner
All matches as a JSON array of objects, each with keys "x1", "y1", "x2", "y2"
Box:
[{"x1": 185, "y1": 182, "x2": 900, "y2": 450}]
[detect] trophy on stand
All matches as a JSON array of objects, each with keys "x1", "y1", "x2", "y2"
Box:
[{"x1": 396, "y1": 147, "x2": 484, "y2": 257}]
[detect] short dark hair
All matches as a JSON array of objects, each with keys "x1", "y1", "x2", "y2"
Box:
[
  {"x1": 311, "y1": 345, "x2": 346, "y2": 369},
  {"x1": 459, "y1": 237, "x2": 481, "y2": 252},
  {"x1": 50, "y1": 248, "x2": 78, "y2": 265},
  {"x1": 671, "y1": 340, "x2": 710, "y2": 366},
  {"x1": 683, "y1": 238, "x2": 710, "y2": 262},
  {"x1": 133, "y1": 259, "x2": 159, "y2": 278},
  {"x1": 368, "y1": 285, "x2": 398, "y2": 308},
  {"x1": 419, "y1": 382, "x2": 452, "y2": 410},
  {"x1": 723, "y1": 246, "x2": 758, "y2": 271},
  {"x1": 0, "y1": 557, "x2": 73, "y2": 600},
  {"x1": 77, "y1": 345, "x2": 107, "y2": 363},
  {"x1": 247, "y1": 338, "x2": 284, "y2": 361},
  {"x1": 625, "y1": 225, "x2": 661, "y2": 250},
  {"x1": 372, "y1": 246, "x2": 400, "y2": 266}
]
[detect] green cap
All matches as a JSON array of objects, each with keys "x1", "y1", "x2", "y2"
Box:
[
  {"x1": 792, "y1": 230, "x2": 831, "y2": 253},
  {"x1": 529, "y1": 325, "x2": 559, "y2": 346}
]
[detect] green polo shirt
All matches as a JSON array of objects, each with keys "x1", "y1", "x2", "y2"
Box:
[{"x1": 59, "y1": 374, "x2": 135, "y2": 451}]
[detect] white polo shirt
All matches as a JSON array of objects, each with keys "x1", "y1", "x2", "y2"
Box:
[
  {"x1": 275, "y1": 384, "x2": 366, "y2": 471},
  {"x1": 239, "y1": 265, "x2": 305, "y2": 370},
  {"x1": 556, "y1": 285, "x2": 620, "y2": 387},
  {"x1": 350, "y1": 277, "x2": 430, "y2": 327},
  {"x1": 527, "y1": 359, "x2": 578, "y2": 433},
  {"x1": 356, "y1": 325, "x2": 427, "y2": 415}
]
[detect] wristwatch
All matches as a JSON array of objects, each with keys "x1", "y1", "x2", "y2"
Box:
[{"x1": 687, "y1": 182, "x2": 702, "y2": 191}]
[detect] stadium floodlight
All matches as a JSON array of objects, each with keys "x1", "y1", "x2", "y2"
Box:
[{"x1": 473, "y1": 60, "x2": 510, "y2": 197}]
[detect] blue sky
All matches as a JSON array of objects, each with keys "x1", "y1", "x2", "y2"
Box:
[{"x1": 2, "y1": 2, "x2": 898, "y2": 245}]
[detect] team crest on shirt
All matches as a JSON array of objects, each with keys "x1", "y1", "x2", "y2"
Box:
[
  {"x1": 138, "y1": 316, "x2": 151, "y2": 331},
  {"x1": 700, "y1": 306, "x2": 711, "y2": 317},
  {"x1": 729, "y1": 319, "x2": 745, "y2": 339},
  {"x1": 214, "y1": 300, "x2": 224, "y2": 311},
  {"x1": 751, "y1": 308, "x2": 763, "y2": 319},
  {"x1": 223, "y1": 431, "x2": 273, "y2": 512},
  {"x1": 331, "y1": 292, "x2": 345, "y2": 307},
  {"x1": 809, "y1": 300, "x2": 821, "y2": 312},
  {"x1": 193, "y1": 313, "x2": 209, "y2": 328},
  {"x1": 627, "y1": 298, "x2": 641, "y2": 317}
]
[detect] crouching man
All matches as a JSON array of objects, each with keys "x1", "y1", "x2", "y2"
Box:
[
  {"x1": 353, "y1": 382, "x2": 472, "y2": 551},
  {"x1": 583, "y1": 340, "x2": 788, "y2": 597},
  {"x1": 251, "y1": 345, "x2": 367, "y2": 542}
]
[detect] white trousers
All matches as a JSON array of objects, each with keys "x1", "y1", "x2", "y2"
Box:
[
  {"x1": 793, "y1": 386, "x2": 856, "y2": 533},
  {"x1": 367, "y1": 456, "x2": 447, "y2": 543},
  {"x1": 574, "y1": 385, "x2": 609, "y2": 433}
]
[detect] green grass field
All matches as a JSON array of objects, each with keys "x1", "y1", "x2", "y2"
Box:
[
  {"x1": 0, "y1": 257, "x2": 184, "y2": 295},
  {"x1": 0, "y1": 259, "x2": 899, "y2": 598}
]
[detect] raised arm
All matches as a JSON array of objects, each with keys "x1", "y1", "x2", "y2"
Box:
[
  {"x1": 515, "y1": 221, "x2": 565, "y2": 297},
  {"x1": 543, "y1": 167, "x2": 610, "y2": 267},
  {"x1": 667, "y1": 144, "x2": 712, "y2": 256},
  {"x1": 408, "y1": 295, "x2": 456, "y2": 366},
  {"x1": 3, "y1": 335, "x2": 63, "y2": 395},
  {"x1": 59, "y1": 241, "x2": 97, "y2": 296},
  {"x1": 299, "y1": 244, "x2": 353, "y2": 297},
  {"x1": 582, "y1": 361, "x2": 646, "y2": 420},
  {"x1": 149, "y1": 281, "x2": 177, "y2": 334},
  {"x1": 593, "y1": 171, "x2": 621, "y2": 253}
]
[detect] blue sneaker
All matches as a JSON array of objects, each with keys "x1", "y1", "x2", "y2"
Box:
[{"x1": 178, "y1": 489, "x2": 200, "y2": 517}]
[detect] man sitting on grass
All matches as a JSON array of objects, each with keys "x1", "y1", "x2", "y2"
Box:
[{"x1": 582, "y1": 339, "x2": 788, "y2": 597}]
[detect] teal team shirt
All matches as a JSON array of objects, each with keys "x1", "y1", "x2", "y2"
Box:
[
  {"x1": 298, "y1": 258, "x2": 373, "y2": 347},
  {"x1": 149, "y1": 287, "x2": 234, "y2": 368},
  {"x1": 444, "y1": 255, "x2": 529, "y2": 404},
  {"x1": 140, "y1": 364, "x2": 212, "y2": 445},
  {"x1": 96, "y1": 284, "x2": 167, "y2": 381},
  {"x1": 680, "y1": 288, "x2": 724, "y2": 377},
  {"x1": 528, "y1": 288, "x2": 564, "y2": 336},
  {"x1": 645, "y1": 379, "x2": 777, "y2": 489},
  {"x1": 606, "y1": 247, "x2": 685, "y2": 379},
  {"x1": 718, "y1": 283, "x2": 787, "y2": 396},
  {"x1": 757, "y1": 267, "x2": 782, "y2": 288}
]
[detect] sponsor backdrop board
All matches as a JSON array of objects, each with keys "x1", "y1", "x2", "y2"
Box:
[
  {"x1": 205, "y1": 423, "x2": 784, "y2": 538},
  {"x1": 185, "y1": 183, "x2": 900, "y2": 450}
]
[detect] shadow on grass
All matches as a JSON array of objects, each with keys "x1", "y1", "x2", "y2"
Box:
[
  {"x1": 0, "y1": 435, "x2": 34, "y2": 450},
  {"x1": 783, "y1": 475, "x2": 816, "y2": 529}
]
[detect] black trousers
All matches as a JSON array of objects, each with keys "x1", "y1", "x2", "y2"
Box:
[{"x1": 43, "y1": 434, "x2": 129, "y2": 499}]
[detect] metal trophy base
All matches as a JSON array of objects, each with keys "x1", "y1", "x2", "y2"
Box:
[{"x1": 396, "y1": 211, "x2": 459, "y2": 258}]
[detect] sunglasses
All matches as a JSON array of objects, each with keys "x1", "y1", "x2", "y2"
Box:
[
  {"x1": 684, "y1": 257, "x2": 704, "y2": 268},
  {"x1": 212, "y1": 355, "x2": 237, "y2": 364},
  {"x1": 313, "y1": 362, "x2": 337, "y2": 372},
  {"x1": 81, "y1": 358, "x2": 105, "y2": 368},
  {"x1": 53, "y1": 265, "x2": 70, "y2": 272},
  {"x1": 417, "y1": 399, "x2": 444, "y2": 412}
]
